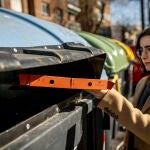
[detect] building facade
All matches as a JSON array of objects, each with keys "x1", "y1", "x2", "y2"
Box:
[
  {"x1": 0, "y1": 0, "x2": 70, "y2": 27},
  {"x1": 0, "y1": 0, "x2": 111, "y2": 34}
]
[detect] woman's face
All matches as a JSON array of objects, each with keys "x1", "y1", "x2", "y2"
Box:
[{"x1": 140, "y1": 35, "x2": 150, "y2": 71}]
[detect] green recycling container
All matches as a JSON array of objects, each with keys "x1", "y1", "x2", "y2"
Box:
[{"x1": 77, "y1": 31, "x2": 129, "y2": 75}]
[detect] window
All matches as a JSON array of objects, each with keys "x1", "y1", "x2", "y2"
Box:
[
  {"x1": 41, "y1": 2, "x2": 50, "y2": 16},
  {"x1": 56, "y1": 8, "x2": 63, "y2": 24},
  {"x1": 0, "y1": 0, "x2": 4, "y2": 7},
  {"x1": 10, "y1": 0, "x2": 22, "y2": 12}
]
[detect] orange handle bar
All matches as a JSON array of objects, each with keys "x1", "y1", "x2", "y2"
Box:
[{"x1": 19, "y1": 74, "x2": 114, "y2": 90}]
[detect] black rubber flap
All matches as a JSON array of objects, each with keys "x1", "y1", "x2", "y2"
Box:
[{"x1": 0, "y1": 43, "x2": 105, "y2": 72}]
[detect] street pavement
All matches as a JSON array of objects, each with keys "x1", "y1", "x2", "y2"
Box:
[{"x1": 110, "y1": 131, "x2": 125, "y2": 150}]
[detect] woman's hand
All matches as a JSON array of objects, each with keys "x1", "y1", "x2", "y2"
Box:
[{"x1": 85, "y1": 89, "x2": 109, "y2": 100}]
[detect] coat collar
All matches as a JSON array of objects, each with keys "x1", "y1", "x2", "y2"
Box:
[
  {"x1": 132, "y1": 75, "x2": 150, "y2": 112},
  {"x1": 142, "y1": 96, "x2": 150, "y2": 112}
]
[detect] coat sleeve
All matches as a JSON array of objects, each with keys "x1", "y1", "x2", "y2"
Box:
[{"x1": 98, "y1": 88, "x2": 150, "y2": 144}]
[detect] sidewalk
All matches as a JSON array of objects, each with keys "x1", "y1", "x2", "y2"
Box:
[{"x1": 110, "y1": 131, "x2": 125, "y2": 150}]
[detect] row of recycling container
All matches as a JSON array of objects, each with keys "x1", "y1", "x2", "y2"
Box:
[
  {"x1": 0, "y1": 8, "x2": 136, "y2": 95},
  {"x1": 0, "y1": 8, "x2": 137, "y2": 150}
]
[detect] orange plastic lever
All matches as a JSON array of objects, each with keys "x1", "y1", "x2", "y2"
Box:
[{"x1": 19, "y1": 74, "x2": 114, "y2": 90}]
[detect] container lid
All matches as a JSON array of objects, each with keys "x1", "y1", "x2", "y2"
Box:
[
  {"x1": 77, "y1": 31, "x2": 129, "y2": 75},
  {"x1": 110, "y1": 39, "x2": 135, "y2": 61},
  {"x1": 0, "y1": 8, "x2": 90, "y2": 47}
]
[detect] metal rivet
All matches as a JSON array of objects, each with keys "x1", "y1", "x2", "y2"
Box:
[
  {"x1": 13, "y1": 48, "x2": 17, "y2": 53},
  {"x1": 26, "y1": 124, "x2": 30, "y2": 130}
]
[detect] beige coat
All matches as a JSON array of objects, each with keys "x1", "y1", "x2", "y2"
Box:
[{"x1": 98, "y1": 75, "x2": 150, "y2": 150}]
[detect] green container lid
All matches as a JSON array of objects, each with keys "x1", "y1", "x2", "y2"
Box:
[{"x1": 77, "y1": 31, "x2": 129, "y2": 75}]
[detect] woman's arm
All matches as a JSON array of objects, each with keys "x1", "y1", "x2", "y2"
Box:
[{"x1": 86, "y1": 88, "x2": 150, "y2": 144}]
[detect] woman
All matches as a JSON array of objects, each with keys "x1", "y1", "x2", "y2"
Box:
[{"x1": 86, "y1": 28, "x2": 150, "y2": 150}]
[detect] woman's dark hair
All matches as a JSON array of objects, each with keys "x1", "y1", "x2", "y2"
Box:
[
  {"x1": 135, "y1": 27, "x2": 150, "y2": 74},
  {"x1": 136, "y1": 28, "x2": 150, "y2": 56}
]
